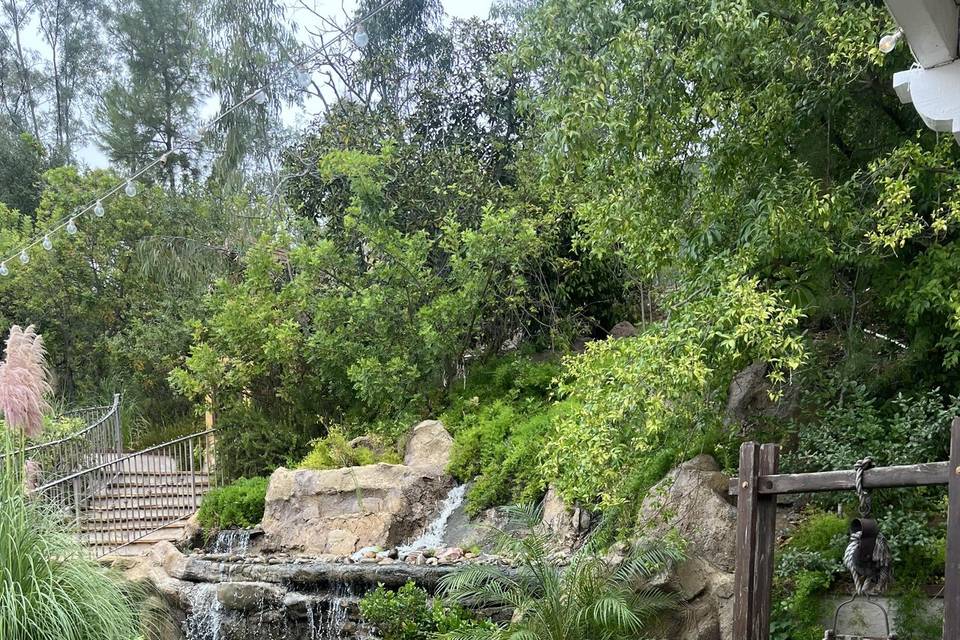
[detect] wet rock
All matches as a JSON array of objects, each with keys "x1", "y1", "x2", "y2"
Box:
[{"x1": 216, "y1": 582, "x2": 284, "y2": 612}]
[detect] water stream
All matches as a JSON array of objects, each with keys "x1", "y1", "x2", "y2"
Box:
[{"x1": 398, "y1": 483, "x2": 467, "y2": 554}]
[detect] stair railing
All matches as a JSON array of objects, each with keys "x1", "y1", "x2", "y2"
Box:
[
  {"x1": 37, "y1": 429, "x2": 219, "y2": 558},
  {"x1": 1, "y1": 394, "x2": 123, "y2": 488}
]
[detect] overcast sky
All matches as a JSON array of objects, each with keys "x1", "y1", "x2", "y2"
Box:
[{"x1": 71, "y1": 0, "x2": 494, "y2": 167}]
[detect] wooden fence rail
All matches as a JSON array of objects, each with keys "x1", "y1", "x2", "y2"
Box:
[{"x1": 731, "y1": 417, "x2": 960, "y2": 640}]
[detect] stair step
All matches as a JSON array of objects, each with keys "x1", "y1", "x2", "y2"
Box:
[
  {"x1": 96, "y1": 484, "x2": 211, "y2": 498},
  {"x1": 79, "y1": 524, "x2": 187, "y2": 546},
  {"x1": 88, "y1": 498, "x2": 203, "y2": 510},
  {"x1": 108, "y1": 474, "x2": 210, "y2": 488},
  {"x1": 80, "y1": 514, "x2": 194, "y2": 532},
  {"x1": 83, "y1": 507, "x2": 197, "y2": 522}
]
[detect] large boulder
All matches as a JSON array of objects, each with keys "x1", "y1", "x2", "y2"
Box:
[
  {"x1": 261, "y1": 463, "x2": 454, "y2": 555},
  {"x1": 637, "y1": 455, "x2": 737, "y2": 640},
  {"x1": 403, "y1": 420, "x2": 454, "y2": 471},
  {"x1": 725, "y1": 361, "x2": 799, "y2": 428},
  {"x1": 539, "y1": 485, "x2": 591, "y2": 550},
  {"x1": 637, "y1": 454, "x2": 736, "y2": 571}
]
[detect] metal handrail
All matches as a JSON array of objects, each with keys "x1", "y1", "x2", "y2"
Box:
[
  {"x1": 37, "y1": 428, "x2": 216, "y2": 492},
  {"x1": 37, "y1": 428, "x2": 219, "y2": 558},
  {"x1": 18, "y1": 394, "x2": 121, "y2": 456}
]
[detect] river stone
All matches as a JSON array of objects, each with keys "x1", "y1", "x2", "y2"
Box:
[
  {"x1": 262, "y1": 463, "x2": 454, "y2": 555},
  {"x1": 403, "y1": 420, "x2": 454, "y2": 471}
]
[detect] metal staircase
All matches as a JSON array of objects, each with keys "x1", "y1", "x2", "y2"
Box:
[{"x1": 13, "y1": 396, "x2": 218, "y2": 558}]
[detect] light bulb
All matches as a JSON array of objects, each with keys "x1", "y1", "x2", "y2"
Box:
[
  {"x1": 42, "y1": 235, "x2": 52, "y2": 251},
  {"x1": 94, "y1": 200, "x2": 105, "y2": 217},
  {"x1": 354, "y1": 26, "x2": 369, "y2": 48},
  {"x1": 18, "y1": 249, "x2": 28, "y2": 265},
  {"x1": 879, "y1": 28, "x2": 903, "y2": 54},
  {"x1": 253, "y1": 89, "x2": 268, "y2": 105},
  {"x1": 125, "y1": 180, "x2": 137, "y2": 197},
  {"x1": 297, "y1": 69, "x2": 312, "y2": 89},
  {"x1": 0, "y1": 262, "x2": 7, "y2": 276},
  {"x1": 66, "y1": 218, "x2": 78, "y2": 235}
]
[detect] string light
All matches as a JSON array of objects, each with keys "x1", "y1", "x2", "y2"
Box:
[
  {"x1": 296, "y1": 69, "x2": 312, "y2": 89},
  {"x1": 879, "y1": 28, "x2": 903, "y2": 54},
  {"x1": 354, "y1": 25, "x2": 369, "y2": 48},
  {"x1": 0, "y1": 0, "x2": 399, "y2": 276}
]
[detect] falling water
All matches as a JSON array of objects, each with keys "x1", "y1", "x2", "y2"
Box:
[
  {"x1": 183, "y1": 583, "x2": 223, "y2": 640},
  {"x1": 302, "y1": 582, "x2": 352, "y2": 640},
  {"x1": 398, "y1": 483, "x2": 467, "y2": 554},
  {"x1": 211, "y1": 529, "x2": 252, "y2": 555}
]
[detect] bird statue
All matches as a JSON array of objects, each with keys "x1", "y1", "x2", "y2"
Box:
[
  {"x1": 843, "y1": 523, "x2": 893, "y2": 595},
  {"x1": 842, "y1": 457, "x2": 893, "y2": 596}
]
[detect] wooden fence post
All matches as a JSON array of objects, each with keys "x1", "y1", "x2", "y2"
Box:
[
  {"x1": 752, "y1": 444, "x2": 779, "y2": 640},
  {"x1": 945, "y1": 417, "x2": 960, "y2": 639},
  {"x1": 733, "y1": 442, "x2": 761, "y2": 640}
]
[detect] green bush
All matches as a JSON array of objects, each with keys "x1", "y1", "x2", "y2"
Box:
[
  {"x1": 197, "y1": 476, "x2": 269, "y2": 530},
  {"x1": 442, "y1": 355, "x2": 563, "y2": 516},
  {"x1": 298, "y1": 428, "x2": 401, "y2": 470},
  {"x1": 215, "y1": 405, "x2": 311, "y2": 481},
  {"x1": 358, "y1": 581, "x2": 486, "y2": 640},
  {"x1": 771, "y1": 511, "x2": 848, "y2": 640}
]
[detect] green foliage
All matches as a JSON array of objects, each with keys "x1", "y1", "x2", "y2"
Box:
[
  {"x1": 894, "y1": 586, "x2": 943, "y2": 640},
  {"x1": 197, "y1": 476, "x2": 268, "y2": 530},
  {"x1": 0, "y1": 437, "x2": 147, "y2": 640},
  {"x1": 788, "y1": 385, "x2": 952, "y2": 584},
  {"x1": 173, "y1": 147, "x2": 556, "y2": 446},
  {"x1": 440, "y1": 505, "x2": 682, "y2": 640},
  {"x1": 546, "y1": 274, "x2": 805, "y2": 510},
  {"x1": 359, "y1": 581, "x2": 487, "y2": 640},
  {"x1": 210, "y1": 404, "x2": 310, "y2": 481},
  {"x1": 298, "y1": 428, "x2": 400, "y2": 470},
  {"x1": 442, "y1": 355, "x2": 563, "y2": 515},
  {"x1": 771, "y1": 511, "x2": 847, "y2": 640}
]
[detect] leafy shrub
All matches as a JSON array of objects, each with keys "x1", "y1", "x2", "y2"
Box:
[
  {"x1": 894, "y1": 586, "x2": 944, "y2": 640},
  {"x1": 298, "y1": 428, "x2": 401, "y2": 470},
  {"x1": 441, "y1": 505, "x2": 682, "y2": 639},
  {"x1": 443, "y1": 355, "x2": 562, "y2": 515},
  {"x1": 545, "y1": 275, "x2": 805, "y2": 511},
  {"x1": 1, "y1": 437, "x2": 147, "y2": 639},
  {"x1": 197, "y1": 476, "x2": 269, "y2": 530},
  {"x1": 214, "y1": 405, "x2": 311, "y2": 481},
  {"x1": 771, "y1": 511, "x2": 847, "y2": 640},
  {"x1": 358, "y1": 581, "x2": 486, "y2": 640},
  {"x1": 787, "y1": 385, "x2": 953, "y2": 584}
]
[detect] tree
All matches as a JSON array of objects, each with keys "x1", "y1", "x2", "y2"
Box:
[
  {"x1": 37, "y1": 0, "x2": 106, "y2": 161},
  {"x1": 98, "y1": 0, "x2": 204, "y2": 188}
]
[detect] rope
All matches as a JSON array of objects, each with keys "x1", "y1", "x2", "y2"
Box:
[{"x1": 854, "y1": 456, "x2": 874, "y2": 517}]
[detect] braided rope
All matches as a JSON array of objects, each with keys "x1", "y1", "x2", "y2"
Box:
[{"x1": 854, "y1": 456, "x2": 874, "y2": 517}]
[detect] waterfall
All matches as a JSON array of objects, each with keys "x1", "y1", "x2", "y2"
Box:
[
  {"x1": 211, "y1": 529, "x2": 252, "y2": 555},
  {"x1": 303, "y1": 582, "x2": 352, "y2": 640},
  {"x1": 398, "y1": 483, "x2": 467, "y2": 554},
  {"x1": 183, "y1": 584, "x2": 223, "y2": 640}
]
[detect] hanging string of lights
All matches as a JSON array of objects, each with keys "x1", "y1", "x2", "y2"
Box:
[{"x1": 0, "y1": 0, "x2": 388, "y2": 277}]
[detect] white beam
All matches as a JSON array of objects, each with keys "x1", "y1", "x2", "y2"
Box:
[
  {"x1": 893, "y1": 60, "x2": 960, "y2": 143},
  {"x1": 884, "y1": 0, "x2": 959, "y2": 68}
]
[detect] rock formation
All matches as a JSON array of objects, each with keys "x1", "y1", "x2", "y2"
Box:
[{"x1": 636, "y1": 454, "x2": 737, "y2": 640}]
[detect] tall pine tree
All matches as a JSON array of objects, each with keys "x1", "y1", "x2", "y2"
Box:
[{"x1": 98, "y1": 0, "x2": 203, "y2": 188}]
